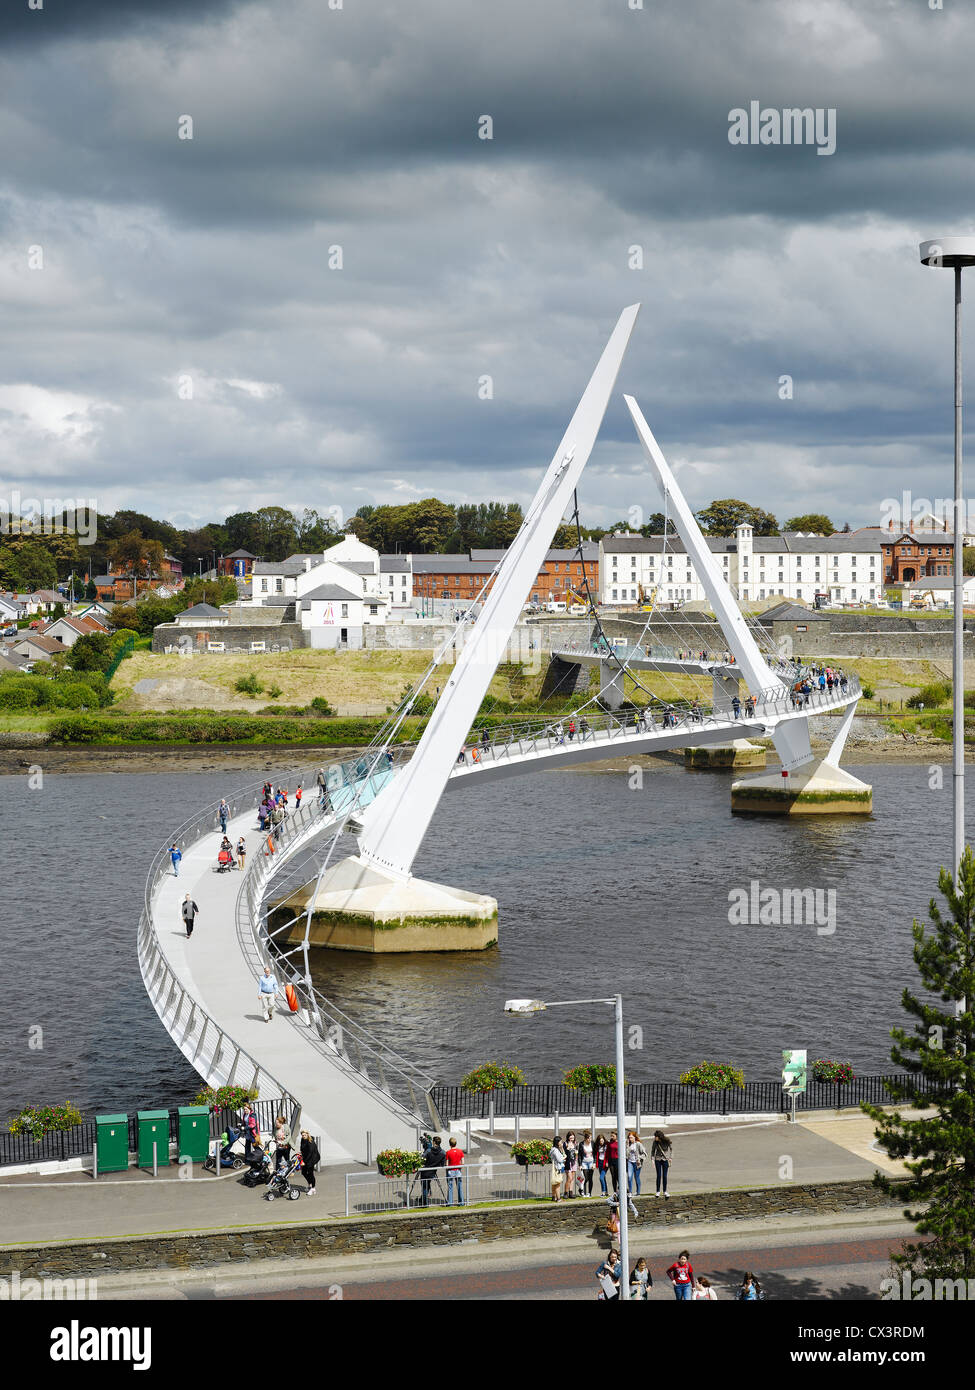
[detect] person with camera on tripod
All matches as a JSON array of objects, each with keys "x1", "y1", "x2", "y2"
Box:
[{"x1": 419, "y1": 1134, "x2": 446, "y2": 1206}]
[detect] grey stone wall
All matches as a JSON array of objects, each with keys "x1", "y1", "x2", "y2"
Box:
[
  {"x1": 0, "y1": 1178, "x2": 902, "y2": 1279},
  {"x1": 152, "y1": 623, "x2": 306, "y2": 654}
]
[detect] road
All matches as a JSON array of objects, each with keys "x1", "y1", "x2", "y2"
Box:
[{"x1": 102, "y1": 1209, "x2": 912, "y2": 1302}]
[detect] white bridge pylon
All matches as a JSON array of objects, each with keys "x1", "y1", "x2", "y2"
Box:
[{"x1": 348, "y1": 307, "x2": 863, "y2": 886}]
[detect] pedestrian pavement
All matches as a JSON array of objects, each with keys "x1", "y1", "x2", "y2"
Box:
[{"x1": 0, "y1": 1112, "x2": 906, "y2": 1249}]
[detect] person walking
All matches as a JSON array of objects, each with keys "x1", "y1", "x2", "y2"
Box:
[
  {"x1": 579, "y1": 1130, "x2": 596, "y2": 1197},
  {"x1": 181, "y1": 894, "x2": 199, "y2": 938},
  {"x1": 219, "y1": 798, "x2": 229, "y2": 833},
  {"x1": 731, "y1": 695, "x2": 741, "y2": 720},
  {"x1": 667, "y1": 1250, "x2": 694, "y2": 1300},
  {"x1": 236, "y1": 836, "x2": 246, "y2": 871},
  {"x1": 445, "y1": 1137, "x2": 465, "y2": 1206},
  {"x1": 594, "y1": 1133, "x2": 610, "y2": 1196},
  {"x1": 549, "y1": 1137, "x2": 566, "y2": 1202},
  {"x1": 651, "y1": 1129, "x2": 672, "y2": 1198},
  {"x1": 316, "y1": 767, "x2": 327, "y2": 806},
  {"x1": 627, "y1": 1131, "x2": 647, "y2": 1196},
  {"x1": 567, "y1": 717, "x2": 576, "y2": 741},
  {"x1": 299, "y1": 1129, "x2": 320, "y2": 1195},
  {"x1": 630, "y1": 1258, "x2": 653, "y2": 1301},
  {"x1": 295, "y1": 783, "x2": 303, "y2": 811},
  {"x1": 579, "y1": 715, "x2": 590, "y2": 741},
  {"x1": 693, "y1": 1276, "x2": 718, "y2": 1300},
  {"x1": 595, "y1": 1248, "x2": 621, "y2": 1301},
  {"x1": 258, "y1": 965, "x2": 279, "y2": 1022},
  {"x1": 170, "y1": 843, "x2": 182, "y2": 877},
  {"x1": 736, "y1": 1272, "x2": 765, "y2": 1301}
]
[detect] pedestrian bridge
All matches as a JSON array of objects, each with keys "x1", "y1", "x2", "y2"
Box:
[{"x1": 140, "y1": 672, "x2": 859, "y2": 1163}]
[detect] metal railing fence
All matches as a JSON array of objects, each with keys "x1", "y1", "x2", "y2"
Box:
[{"x1": 344, "y1": 1160, "x2": 550, "y2": 1215}]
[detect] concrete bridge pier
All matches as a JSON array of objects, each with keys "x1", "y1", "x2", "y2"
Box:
[
  {"x1": 599, "y1": 658, "x2": 626, "y2": 710},
  {"x1": 685, "y1": 670, "x2": 766, "y2": 769}
]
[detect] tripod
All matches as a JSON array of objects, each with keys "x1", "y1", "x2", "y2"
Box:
[{"x1": 408, "y1": 1168, "x2": 447, "y2": 1206}]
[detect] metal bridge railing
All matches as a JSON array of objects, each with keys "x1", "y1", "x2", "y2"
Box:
[{"x1": 234, "y1": 770, "x2": 444, "y2": 1132}]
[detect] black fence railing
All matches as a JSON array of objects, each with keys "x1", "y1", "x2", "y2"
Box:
[
  {"x1": 431, "y1": 1074, "x2": 941, "y2": 1122},
  {"x1": 0, "y1": 1097, "x2": 287, "y2": 1168}
]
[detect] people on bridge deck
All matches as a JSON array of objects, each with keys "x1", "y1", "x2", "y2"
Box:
[
  {"x1": 731, "y1": 696, "x2": 741, "y2": 719},
  {"x1": 690, "y1": 700, "x2": 702, "y2": 723},
  {"x1": 170, "y1": 844, "x2": 181, "y2": 877},
  {"x1": 236, "y1": 836, "x2": 246, "y2": 871},
  {"x1": 579, "y1": 716, "x2": 590, "y2": 740},
  {"x1": 295, "y1": 783, "x2": 302, "y2": 810},
  {"x1": 181, "y1": 894, "x2": 199, "y2": 938},
  {"x1": 219, "y1": 798, "x2": 229, "y2": 833},
  {"x1": 744, "y1": 695, "x2": 756, "y2": 717},
  {"x1": 316, "y1": 768, "x2": 327, "y2": 805},
  {"x1": 258, "y1": 966, "x2": 279, "y2": 1022},
  {"x1": 567, "y1": 717, "x2": 576, "y2": 741},
  {"x1": 481, "y1": 729, "x2": 490, "y2": 752},
  {"x1": 457, "y1": 746, "x2": 466, "y2": 764}
]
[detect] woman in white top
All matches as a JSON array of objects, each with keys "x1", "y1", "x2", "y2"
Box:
[
  {"x1": 549, "y1": 1138, "x2": 565, "y2": 1203},
  {"x1": 693, "y1": 1276, "x2": 718, "y2": 1300},
  {"x1": 578, "y1": 1130, "x2": 596, "y2": 1197}
]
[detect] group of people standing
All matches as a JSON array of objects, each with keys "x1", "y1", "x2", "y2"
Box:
[
  {"x1": 596, "y1": 1245, "x2": 764, "y2": 1301},
  {"x1": 258, "y1": 782, "x2": 297, "y2": 835},
  {"x1": 549, "y1": 1129, "x2": 672, "y2": 1201}
]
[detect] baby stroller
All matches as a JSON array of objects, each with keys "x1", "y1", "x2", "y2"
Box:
[
  {"x1": 203, "y1": 1125, "x2": 247, "y2": 1172},
  {"x1": 216, "y1": 847, "x2": 234, "y2": 873},
  {"x1": 241, "y1": 1140, "x2": 274, "y2": 1188},
  {"x1": 263, "y1": 1150, "x2": 303, "y2": 1201}
]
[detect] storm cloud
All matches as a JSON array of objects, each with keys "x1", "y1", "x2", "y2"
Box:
[{"x1": 1, "y1": 0, "x2": 973, "y2": 531}]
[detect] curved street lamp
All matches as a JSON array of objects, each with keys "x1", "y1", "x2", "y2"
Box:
[
  {"x1": 505, "y1": 994, "x2": 630, "y2": 1299},
  {"x1": 919, "y1": 237, "x2": 975, "y2": 874}
]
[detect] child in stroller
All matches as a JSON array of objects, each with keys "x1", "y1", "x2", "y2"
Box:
[
  {"x1": 217, "y1": 836, "x2": 235, "y2": 873},
  {"x1": 203, "y1": 1125, "x2": 247, "y2": 1171},
  {"x1": 263, "y1": 1150, "x2": 303, "y2": 1201},
  {"x1": 240, "y1": 1139, "x2": 274, "y2": 1187}
]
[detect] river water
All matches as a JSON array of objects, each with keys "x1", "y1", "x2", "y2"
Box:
[{"x1": 0, "y1": 759, "x2": 958, "y2": 1123}]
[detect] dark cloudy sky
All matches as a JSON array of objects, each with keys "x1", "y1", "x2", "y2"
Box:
[{"x1": 2, "y1": 0, "x2": 973, "y2": 533}]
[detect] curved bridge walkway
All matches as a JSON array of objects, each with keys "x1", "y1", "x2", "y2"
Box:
[{"x1": 143, "y1": 675, "x2": 859, "y2": 1164}]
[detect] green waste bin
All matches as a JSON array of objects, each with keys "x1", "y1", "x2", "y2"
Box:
[
  {"x1": 136, "y1": 1109, "x2": 171, "y2": 1169},
  {"x1": 177, "y1": 1105, "x2": 211, "y2": 1163},
  {"x1": 95, "y1": 1114, "x2": 129, "y2": 1175}
]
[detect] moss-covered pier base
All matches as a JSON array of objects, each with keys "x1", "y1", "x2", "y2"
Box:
[
  {"x1": 685, "y1": 739, "x2": 766, "y2": 771},
  {"x1": 730, "y1": 762, "x2": 872, "y2": 815},
  {"x1": 271, "y1": 855, "x2": 498, "y2": 952}
]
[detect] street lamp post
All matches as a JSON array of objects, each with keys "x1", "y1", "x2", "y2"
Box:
[
  {"x1": 505, "y1": 995, "x2": 630, "y2": 1299},
  {"x1": 920, "y1": 237, "x2": 975, "y2": 876}
]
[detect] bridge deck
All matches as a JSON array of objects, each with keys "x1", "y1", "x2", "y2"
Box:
[{"x1": 151, "y1": 804, "x2": 420, "y2": 1165}]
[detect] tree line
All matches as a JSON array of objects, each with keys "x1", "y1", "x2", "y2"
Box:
[{"x1": 0, "y1": 499, "x2": 855, "y2": 593}]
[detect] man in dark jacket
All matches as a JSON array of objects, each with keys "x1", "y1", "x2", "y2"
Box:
[{"x1": 419, "y1": 1136, "x2": 446, "y2": 1206}]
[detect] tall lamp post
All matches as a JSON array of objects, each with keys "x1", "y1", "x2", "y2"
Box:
[
  {"x1": 920, "y1": 237, "x2": 975, "y2": 875},
  {"x1": 505, "y1": 995, "x2": 629, "y2": 1299}
]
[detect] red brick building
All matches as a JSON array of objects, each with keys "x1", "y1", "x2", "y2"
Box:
[{"x1": 411, "y1": 545, "x2": 598, "y2": 605}]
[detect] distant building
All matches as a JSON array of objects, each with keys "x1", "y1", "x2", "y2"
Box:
[
  {"x1": 243, "y1": 535, "x2": 388, "y2": 648},
  {"x1": 218, "y1": 549, "x2": 258, "y2": 579},
  {"x1": 410, "y1": 545, "x2": 598, "y2": 609}
]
